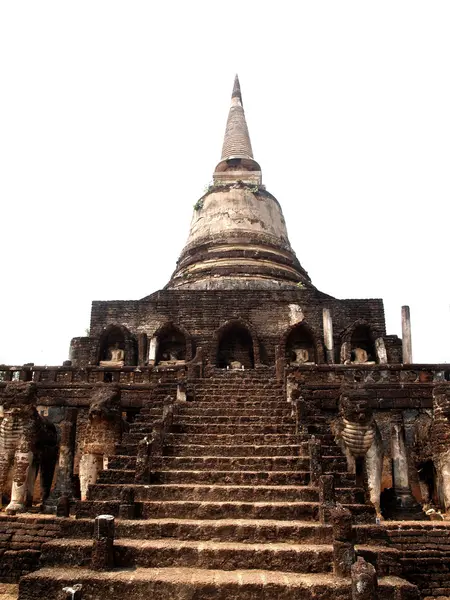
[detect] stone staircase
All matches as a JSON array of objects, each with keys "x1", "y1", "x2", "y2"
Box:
[{"x1": 19, "y1": 372, "x2": 419, "y2": 599}]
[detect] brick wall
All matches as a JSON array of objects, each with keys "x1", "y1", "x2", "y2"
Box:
[
  {"x1": 0, "y1": 515, "x2": 60, "y2": 582},
  {"x1": 72, "y1": 288, "x2": 391, "y2": 366},
  {"x1": 356, "y1": 523, "x2": 450, "y2": 598}
]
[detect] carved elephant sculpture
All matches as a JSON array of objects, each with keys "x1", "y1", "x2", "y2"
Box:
[
  {"x1": 79, "y1": 383, "x2": 129, "y2": 500},
  {"x1": 430, "y1": 385, "x2": 450, "y2": 512},
  {"x1": 0, "y1": 382, "x2": 58, "y2": 514},
  {"x1": 332, "y1": 388, "x2": 384, "y2": 517}
]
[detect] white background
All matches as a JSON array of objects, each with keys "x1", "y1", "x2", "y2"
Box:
[{"x1": 0, "y1": 1, "x2": 449, "y2": 365}]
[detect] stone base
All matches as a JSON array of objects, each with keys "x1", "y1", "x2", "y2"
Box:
[
  {"x1": 99, "y1": 361, "x2": 124, "y2": 368},
  {"x1": 382, "y1": 489, "x2": 429, "y2": 521}
]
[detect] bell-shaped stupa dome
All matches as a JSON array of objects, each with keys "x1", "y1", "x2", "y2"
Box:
[{"x1": 166, "y1": 76, "x2": 311, "y2": 290}]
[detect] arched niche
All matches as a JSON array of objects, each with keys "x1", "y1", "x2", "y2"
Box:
[
  {"x1": 97, "y1": 324, "x2": 136, "y2": 366},
  {"x1": 154, "y1": 323, "x2": 192, "y2": 365},
  {"x1": 215, "y1": 319, "x2": 258, "y2": 369},
  {"x1": 284, "y1": 322, "x2": 319, "y2": 364},
  {"x1": 340, "y1": 321, "x2": 378, "y2": 364}
]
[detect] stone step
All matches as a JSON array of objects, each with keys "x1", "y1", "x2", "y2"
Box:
[
  {"x1": 162, "y1": 444, "x2": 331, "y2": 464},
  {"x1": 172, "y1": 400, "x2": 290, "y2": 408},
  {"x1": 106, "y1": 455, "x2": 346, "y2": 472},
  {"x1": 88, "y1": 483, "x2": 362, "y2": 504},
  {"x1": 151, "y1": 469, "x2": 356, "y2": 487},
  {"x1": 162, "y1": 444, "x2": 336, "y2": 457},
  {"x1": 98, "y1": 467, "x2": 354, "y2": 487},
  {"x1": 171, "y1": 423, "x2": 297, "y2": 434},
  {"x1": 191, "y1": 379, "x2": 280, "y2": 386},
  {"x1": 123, "y1": 424, "x2": 297, "y2": 440},
  {"x1": 165, "y1": 433, "x2": 337, "y2": 445},
  {"x1": 103, "y1": 455, "x2": 347, "y2": 473},
  {"x1": 190, "y1": 388, "x2": 284, "y2": 394},
  {"x1": 75, "y1": 499, "x2": 374, "y2": 522},
  {"x1": 108, "y1": 455, "x2": 304, "y2": 470},
  {"x1": 140, "y1": 407, "x2": 293, "y2": 417},
  {"x1": 131, "y1": 417, "x2": 296, "y2": 430},
  {"x1": 185, "y1": 396, "x2": 285, "y2": 404},
  {"x1": 116, "y1": 434, "x2": 340, "y2": 455},
  {"x1": 172, "y1": 415, "x2": 295, "y2": 424},
  {"x1": 186, "y1": 392, "x2": 284, "y2": 399},
  {"x1": 41, "y1": 538, "x2": 333, "y2": 573},
  {"x1": 77, "y1": 499, "x2": 320, "y2": 520},
  {"x1": 19, "y1": 567, "x2": 419, "y2": 600},
  {"x1": 61, "y1": 517, "x2": 333, "y2": 544},
  {"x1": 155, "y1": 469, "x2": 313, "y2": 486}
]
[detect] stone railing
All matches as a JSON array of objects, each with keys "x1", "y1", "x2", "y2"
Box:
[
  {"x1": 2, "y1": 362, "x2": 447, "y2": 388},
  {"x1": 286, "y1": 363, "x2": 450, "y2": 386},
  {"x1": 134, "y1": 395, "x2": 175, "y2": 484},
  {"x1": 0, "y1": 363, "x2": 188, "y2": 386}
]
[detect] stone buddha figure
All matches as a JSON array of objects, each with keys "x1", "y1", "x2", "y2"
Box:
[
  {"x1": 292, "y1": 348, "x2": 312, "y2": 364},
  {"x1": 229, "y1": 360, "x2": 243, "y2": 370},
  {"x1": 100, "y1": 343, "x2": 125, "y2": 367},
  {"x1": 350, "y1": 347, "x2": 375, "y2": 365}
]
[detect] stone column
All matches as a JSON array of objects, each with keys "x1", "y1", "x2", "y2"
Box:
[
  {"x1": 375, "y1": 338, "x2": 388, "y2": 364},
  {"x1": 309, "y1": 437, "x2": 323, "y2": 486},
  {"x1": 319, "y1": 474, "x2": 336, "y2": 523},
  {"x1": 390, "y1": 413, "x2": 425, "y2": 519},
  {"x1": 323, "y1": 308, "x2": 334, "y2": 364},
  {"x1": 49, "y1": 408, "x2": 77, "y2": 512},
  {"x1": 401, "y1": 306, "x2": 413, "y2": 364},
  {"x1": 340, "y1": 341, "x2": 351, "y2": 364},
  {"x1": 177, "y1": 382, "x2": 187, "y2": 402},
  {"x1": 330, "y1": 504, "x2": 355, "y2": 577},
  {"x1": 91, "y1": 514, "x2": 115, "y2": 570},
  {"x1": 135, "y1": 436, "x2": 152, "y2": 484},
  {"x1": 118, "y1": 487, "x2": 135, "y2": 519},
  {"x1": 148, "y1": 336, "x2": 158, "y2": 365},
  {"x1": 138, "y1": 333, "x2": 148, "y2": 366},
  {"x1": 391, "y1": 413, "x2": 410, "y2": 496},
  {"x1": 79, "y1": 453, "x2": 103, "y2": 501},
  {"x1": 56, "y1": 495, "x2": 70, "y2": 518}
]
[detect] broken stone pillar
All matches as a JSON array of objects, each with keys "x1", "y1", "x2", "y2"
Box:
[
  {"x1": 401, "y1": 306, "x2": 413, "y2": 364},
  {"x1": 351, "y1": 556, "x2": 378, "y2": 599},
  {"x1": 177, "y1": 382, "x2": 187, "y2": 402},
  {"x1": 56, "y1": 495, "x2": 70, "y2": 518},
  {"x1": 390, "y1": 413, "x2": 425, "y2": 519},
  {"x1": 330, "y1": 504, "x2": 355, "y2": 577},
  {"x1": 341, "y1": 341, "x2": 351, "y2": 364},
  {"x1": 291, "y1": 388, "x2": 307, "y2": 435},
  {"x1": 391, "y1": 413, "x2": 410, "y2": 496},
  {"x1": 148, "y1": 336, "x2": 158, "y2": 364},
  {"x1": 319, "y1": 474, "x2": 336, "y2": 523},
  {"x1": 49, "y1": 408, "x2": 77, "y2": 511},
  {"x1": 118, "y1": 487, "x2": 135, "y2": 519},
  {"x1": 138, "y1": 333, "x2": 148, "y2": 366},
  {"x1": 309, "y1": 437, "x2": 323, "y2": 486},
  {"x1": 61, "y1": 583, "x2": 83, "y2": 600},
  {"x1": 323, "y1": 308, "x2": 334, "y2": 364},
  {"x1": 375, "y1": 338, "x2": 387, "y2": 364},
  {"x1": 91, "y1": 514, "x2": 115, "y2": 571}
]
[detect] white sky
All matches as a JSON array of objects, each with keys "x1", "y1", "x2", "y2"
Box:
[{"x1": 0, "y1": 1, "x2": 449, "y2": 366}]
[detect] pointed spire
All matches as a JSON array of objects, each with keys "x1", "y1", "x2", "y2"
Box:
[
  {"x1": 220, "y1": 75, "x2": 254, "y2": 161},
  {"x1": 232, "y1": 74, "x2": 243, "y2": 105}
]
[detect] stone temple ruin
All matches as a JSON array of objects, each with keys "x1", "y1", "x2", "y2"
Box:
[{"x1": 1, "y1": 76, "x2": 450, "y2": 600}]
